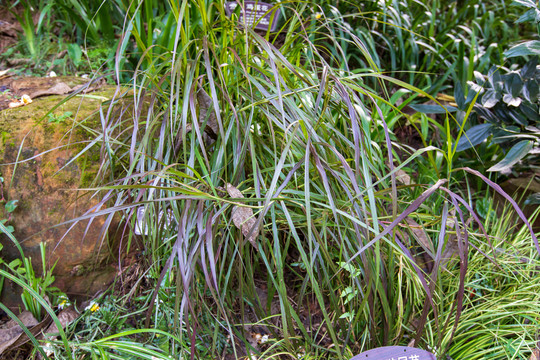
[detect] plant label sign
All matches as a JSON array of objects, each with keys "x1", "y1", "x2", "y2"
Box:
[
  {"x1": 350, "y1": 346, "x2": 436, "y2": 360},
  {"x1": 225, "y1": 1, "x2": 281, "y2": 32}
]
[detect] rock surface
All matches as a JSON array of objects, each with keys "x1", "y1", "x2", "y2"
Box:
[{"x1": 0, "y1": 79, "x2": 122, "y2": 309}]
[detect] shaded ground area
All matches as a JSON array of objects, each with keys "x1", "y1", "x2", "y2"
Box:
[{"x1": 0, "y1": 6, "x2": 19, "y2": 58}]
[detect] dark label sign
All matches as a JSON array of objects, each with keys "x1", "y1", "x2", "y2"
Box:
[
  {"x1": 225, "y1": 1, "x2": 281, "y2": 32},
  {"x1": 350, "y1": 346, "x2": 436, "y2": 360}
]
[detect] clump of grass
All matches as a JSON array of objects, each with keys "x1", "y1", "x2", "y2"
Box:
[
  {"x1": 5, "y1": 1, "x2": 539, "y2": 359},
  {"x1": 63, "y1": 1, "x2": 537, "y2": 358}
]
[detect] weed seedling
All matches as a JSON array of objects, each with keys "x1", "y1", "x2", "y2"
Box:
[{"x1": 47, "y1": 111, "x2": 73, "y2": 124}]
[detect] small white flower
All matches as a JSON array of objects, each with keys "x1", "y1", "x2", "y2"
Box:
[
  {"x1": 85, "y1": 302, "x2": 100, "y2": 312},
  {"x1": 58, "y1": 295, "x2": 70, "y2": 309},
  {"x1": 21, "y1": 94, "x2": 32, "y2": 105},
  {"x1": 44, "y1": 343, "x2": 53, "y2": 356},
  {"x1": 58, "y1": 300, "x2": 67, "y2": 309},
  {"x1": 49, "y1": 71, "x2": 57, "y2": 77}
]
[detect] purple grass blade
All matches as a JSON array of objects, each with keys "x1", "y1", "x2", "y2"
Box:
[
  {"x1": 364, "y1": 92, "x2": 398, "y2": 217},
  {"x1": 205, "y1": 211, "x2": 219, "y2": 292},
  {"x1": 442, "y1": 195, "x2": 469, "y2": 351},
  {"x1": 413, "y1": 203, "x2": 449, "y2": 344},
  {"x1": 459, "y1": 167, "x2": 540, "y2": 255},
  {"x1": 349, "y1": 179, "x2": 448, "y2": 263},
  {"x1": 439, "y1": 187, "x2": 499, "y2": 265}
]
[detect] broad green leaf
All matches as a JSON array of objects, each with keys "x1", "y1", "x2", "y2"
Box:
[
  {"x1": 516, "y1": 8, "x2": 539, "y2": 23},
  {"x1": 512, "y1": 0, "x2": 538, "y2": 9},
  {"x1": 465, "y1": 85, "x2": 479, "y2": 105},
  {"x1": 492, "y1": 127, "x2": 521, "y2": 145},
  {"x1": 474, "y1": 105, "x2": 498, "y2": 123},
  {"x1": 504, "y1": 73, "x2": 523, "y2": 98},
  {"x1": 454, "y1": 81, "x2": 465, "y2": 109},
  {"x1": 473, "y1": 71, "x2": 485, "y2": 85},
  {"x1": 476, "y1": 197, "x2": 496, "y2": 222},
  {"x1": 488, "y1": 66, "x2": 503, "y2": 91},
  {"x1": 507, "y1": 109, "x2": 529, "y2": 126},
  {"x1": 505, "y1": 40, "x2": 540, "y2": 58},
  {"x1": 503, "y1": 93, "x2": 522, "y2": 107},
  {"x1": 456, "y1": 123, "x2": 493, "y2": 151},
  {"x1": 5, "y1": 200, "x2": 18, "y2": 213},
  {"x1": 67, "y1": 43, "x2": 82, "y2": 68},
  {"x1": 481, "y1": 89, "x2": 501, "y2": 108},
  {"x1": 409, "y1": 104, "x2": 458, "y2": 114},
  {"x1": 488, "y1": 140, "x2": 533, "y2": 171},
  {"x1": 521, "y1": 57, "x2": 538, "y2": 78},
  {"x1": 520, "y1": 103, "x2": 540, "y2": 122},
  {"x1": 523, "y1": 80, "x2": 539, "y2": 102}
]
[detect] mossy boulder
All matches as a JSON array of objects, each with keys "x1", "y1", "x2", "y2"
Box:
[{"x1": 0, "y1": 79, "x2": 123, "y2": 308}]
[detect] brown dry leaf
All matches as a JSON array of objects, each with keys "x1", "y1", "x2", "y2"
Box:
[
  {"x1": 30, "y1": 82, "x2": 72, "y2": 98},
  {"x1": 197, "y1": 84, "x2": 219, "y2": 137},
  {"x1": 226, "y1": 183, "x2": 258, "y2": 248},
  {"x1": 405, "y1": 218, "x2": 432, "y2": 254},
  {"x1": 395, "y1": 168, "x2": 411, "y2": 185},
  {"x1": 0, "y1": 311, "x2": 38, "y2": 355},
  {"x1": 441, "y1": 235, "x2": 459, "y2": 268},
  {"x1": 34, "y1": 308, "x2": 79, "y2": 360},
  {"x1": 42, "y1": 307, "x2": 79, "y2": 338},
  {"x1": 440, "y1": 212, "x2": 464, "y2": 268},
  {"x1": 388, "y1": 162, "x2": 412, "y2": 185},
  {"x1": 530, "y1": 348, "x2": 540, "y2": 360},
  {"x1": 406, "y1": 216, "x2": 462, "y2": 269}
]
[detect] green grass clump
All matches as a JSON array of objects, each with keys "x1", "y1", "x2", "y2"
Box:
[{"x1": 2, "y1": 1, "x2": 539, "y2": 359}]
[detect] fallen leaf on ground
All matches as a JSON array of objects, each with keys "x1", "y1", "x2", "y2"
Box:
[
  {"x1": 30, "y1": 82, "x2": 72, "y2": 98},
  {"x1": 0, "y1": 311, "x2": 38, "y2": 355},
  {"x1": 42, "y1": 307, "x2": 79, "y2": 338}
]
